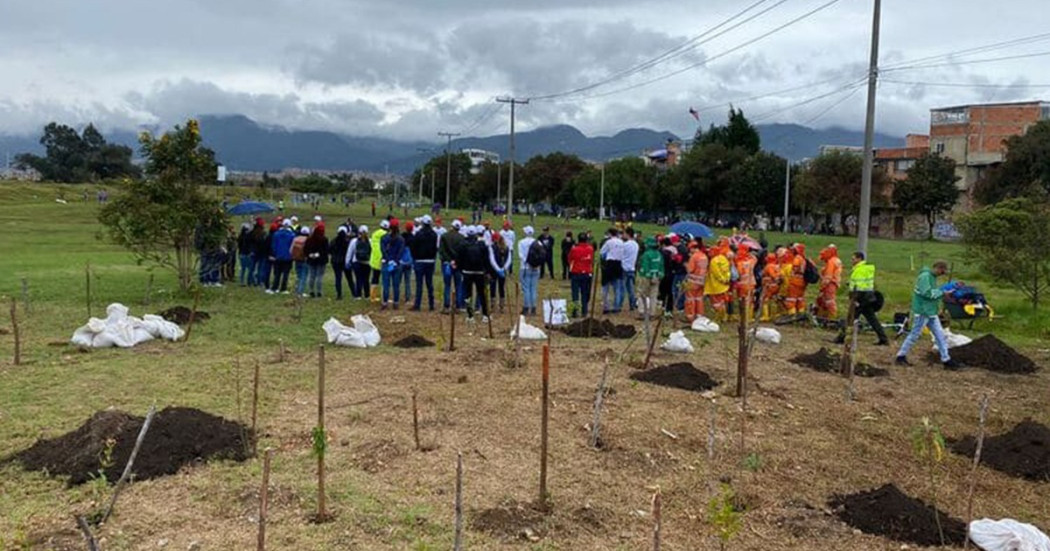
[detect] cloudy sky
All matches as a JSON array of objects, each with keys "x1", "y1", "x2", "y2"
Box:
[{"x1": 1, "y1": 0, "x2": 1047, "y2": 141}]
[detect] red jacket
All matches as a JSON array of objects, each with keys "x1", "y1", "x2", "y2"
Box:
[{"x1": 568, "y1": 243, "x2": 594, "y2": 275}]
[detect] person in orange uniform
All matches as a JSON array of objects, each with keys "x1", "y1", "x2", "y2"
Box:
[
  {"x1": 785, "y1": 243, "x2": 809, "y2": 315},
  {"x1": 778, "y1": 247, "x2": 793, "y2": 310},
  {"x1": 734, "y1": 243, "x2": 757, "y2": 321},
  {"x1": 760, "y1": 252, "x2": 781, "y2": 321},
  {"x1": 704, "y1": 239, "x2": 732, "y2": 322},
  {"x1": 817, "y1": 245, "x2": 843, "y2": 319},
  {"x1": 684, "y1": 239, "x2": 708, "y2": 321}
]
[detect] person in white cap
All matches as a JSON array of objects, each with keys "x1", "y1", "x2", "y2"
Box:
[
  {"x1": 499, "y1": 220, "x2": 516, "y2": 275},
  {"x1": 409, "y1": 214, "x2": 439, "y2": 310},
  {"x1": 457, "y1": 223, "x2": 491, "y2": 323},
  {"x1": 345, "y1": 225, "x2": 371, "y2": 299},
  {"x1": 439, "y1": 219, "x2": 466, "y2": 312},
  {"x1": 368, "y1": 219, "x2": 389, "y2": 301},
  {"x1": 267, "y1": 219, "x2": 296, "y2": 294},
  {"x1": 517, "y1": 226, "x2": 543, "y2": 315}
]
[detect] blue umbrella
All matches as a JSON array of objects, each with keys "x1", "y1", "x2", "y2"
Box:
[
  {"x1": 669, "y1": 221, "x2": 714, "y2": 239},
  {"x1": 226, "y1": 201, "x2": 275, "y2": 215}
]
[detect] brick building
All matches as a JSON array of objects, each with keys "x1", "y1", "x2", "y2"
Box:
[{"x1": 874, "y1": 134, "x2": 929, "y2": 181}]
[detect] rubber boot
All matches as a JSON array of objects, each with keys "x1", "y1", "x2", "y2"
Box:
[
  {"x1": 370, "y1": 286, "x2": 380, "y2": 303},
  {"x1": 761, "y1": 304, "x2": 771, "y2": 322}
]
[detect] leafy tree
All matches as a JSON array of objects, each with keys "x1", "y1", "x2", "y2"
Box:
[
  {"x1": 958, "y1": 198, "x2": 1050, "y2": 309},
  {"x1": 522, "y1": 152, "x2": 587, "y2": 204},
  {"x1": 462, "y1": 161, "x2": 503, "y2": 205},
  {"x1": 974, "y1": 120, "x2": 1050, "y2": 205},
  {"x1": 673, "y1": 142, "x2": 748, "y2": 216},
  {"x1": 795, "y1": 150, "x2": 890, "y2": 234},
  {"x1": 695, "y1": 107, "x2": 761, "y2": 155},
  {"x1": 893, "y1": 153, "x2": 961, "y2": 239},
  {"x1": 15, "y1": 122, "x2": 138, "y2": 182},
  {"x1": 99, "y1": 119, "x2": 225, "y2": 292},
  {"x1": 725, "y1": 151, "x2": 788, "y2": 215},
  {"x1": 410, "y1": 153, "x2": 472, "y2": 207}
]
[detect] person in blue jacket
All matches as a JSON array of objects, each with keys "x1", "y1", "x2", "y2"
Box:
[
  {"x1": 267, "y1": 220, "x2": 296, "y2": 294},
  {"x1": 380, "y1": 220, "x2": 406, "y2": 309}
]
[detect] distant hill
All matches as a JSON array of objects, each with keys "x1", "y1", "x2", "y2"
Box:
[{"x1": 2, "y1": 116, "x2": 909, "y2": 174}]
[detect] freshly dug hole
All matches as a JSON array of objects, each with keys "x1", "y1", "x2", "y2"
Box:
[
  {"x1": 9, "y1": 407, "x2": 251, "y2": 485},
  {"x1": 932, "y1": 334, "x2": 1038, "y2": 374},
  {"x1": 829, "y1": 483, "x2": 966, "y2": 547},
  {"x1": 791, "y1": 347, "x2": 889, "y2": 377},
  {"x1": 952, "y1": 420, "x2": 1050, "y2": 481},
  {"x1": 561, "y1": 318, "x2": 636, "y2": 339},
  {"x1": 630, "y1": 363, "x2": 719, "y2": 392},
  {"x1": 392, "y1": 334, "x2": 435, "y2": 348},
  {"x1": 157, "y1": 306, "x2": 210, "y2": 325}
]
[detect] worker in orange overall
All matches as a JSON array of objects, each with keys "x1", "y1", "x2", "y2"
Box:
[
  {"x1": 684, "y1": 239, "x2": 708, "y2": 321},
  {"x1": 704, "y1": 239, "x2": 732, "y2": 322},
  {"x1": 760, "y1": 252, "x2": 781, "y2": 321},
  {"x1": 778, "y1": 247, "x2": 794, "y2": 311},
  {"x1": 817, "y1": 245, "x2": 843, "y2": 319},
  {"x1": 733, "y1": 243, "x2": 757, "y2": 321},
  {"x1": 785, "y1": 243, "x2": 809, "y2": 315}
]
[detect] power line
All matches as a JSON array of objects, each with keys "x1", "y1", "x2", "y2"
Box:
[
  {"x1": 458, "y1": 102, "x2": 504, "y2": 136},
  {"x1": 883, "y1": 50, "x2": 1050, "y2": 73},
  {"x1": 880, "y1": 31, "x2": 1050, "y2": 71},
  {"x1": 801, "y1": 84, "x2": 863, "y2": 126},
  {"x1": 882, "y1": 79, "x2": 1050, "y2": 89},
  {"x1": 750, "y1": 78, "x2": 867, "y2": 122}
]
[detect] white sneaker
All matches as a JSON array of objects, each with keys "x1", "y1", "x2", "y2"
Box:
[
  {"x1": 482, "y1": 316, "x2": 490, "y2": 323},
  {"x1": 281, "y1": 291, "x2": 290, "y2": 295},
  {"x1": 265, "y1": 289, "x2": 275, "y2": 295}
]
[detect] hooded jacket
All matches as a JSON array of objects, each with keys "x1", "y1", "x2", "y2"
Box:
[
  {"x1": 705, "y1": 246, "x2": 731, "y2": 295},
  {"x1": 638, "y1": 238, "x2": 665, "y2": 279},
  {"x1": 369, "y1": 227, "x2": 387, "y2": 271},
  {"x1": 271, "y1": 226, "x2": 295, "y2": 261},
  {"x1": 911, "y1": 267, "x2": 944, "y2": 316}
]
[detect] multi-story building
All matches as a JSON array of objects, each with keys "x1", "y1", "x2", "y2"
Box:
[
  {"x1": 874, "y1": 134, "x2": 929, "y2": 181},
  {"x1": 461, "y1": 148, "x2": 499, "y2": 174}
]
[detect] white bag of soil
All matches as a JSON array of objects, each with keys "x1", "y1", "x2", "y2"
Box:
[
  {"x1": 70, "y1": 303, "x2": 184, "y2": 348},
  {"x1": 690, "y1": 316, "x2": 720, "y2": 333},
  {"x1": 661, "y1": 330, "x2": 695, "y2": 353},
  {"x1": 543, "y1": 299, "x2": 570, "y2": 327},
  {"x1": 510, "y1": 316, "x2": 547, "y2": 340},
  {"x1": 352, "y1": 315, "x2": 381, "y2": 347},
  {"x1": 935, "y1": 329, "x2": 972, "y2": 350},
  {"x1": 969, "y1": 518, "x2": 1050, "y2": 551},
  {"x1": 323, "y1": 317, "x2": 381, "y2": 348},
  {"x1": 753, "y1": 327, "x2": 781, "y2": 344}
]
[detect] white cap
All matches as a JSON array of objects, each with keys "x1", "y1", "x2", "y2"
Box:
[
  {"x1": 337, "y1": 226, "x2": 348, "y2": 234},
  {"x1": 451, "y1": 219, "x2": 462, "y2": 229},
  {"x1": 291, "y1": 215, "x2": 299, "y2": 222},
  {"x1": 414, "y1": 217, "x2": 422, "y2": 224},
  {"x1": 314, "y1": 215, "x2": 323, "y2": 222},
  {"x1": 282, "y1": 219, "x2": 293, "y2": 227},
  {"x1": 359, "y1": 225, "x2": 369, "y2": 233},
  {"x1": 380, "y1": 220, "x2": 390, "y2": 229},
  {"x1": 524, "y1": 226, "x2": 535, "y2": 236},
  {"x1": 300, "y1": 226, "x2": 310, "y2": 235},
  {"x1": 421, "y1": 215, "x2": 433, "y2": 225}
]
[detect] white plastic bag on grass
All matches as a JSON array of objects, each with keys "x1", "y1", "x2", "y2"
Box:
[
  {"x1": 936, "y1": 329, "x2": 972, "y2": 349},
  {"x1": 70, "y1": 303, "x2": 183, "y2": 348},
  {"x1": 543, "y1": 299, "x2": 570, "y2": 327},
  {"x1": 661, "y1": 330, "x2": 694, "y2": 353},
  {"x1": 351, "y1": 315, "x2": 381, "y2": 347},
  {"x1": 323, "y1": 317, "x2": 368, "y2": 348},
  {"x1": 690, "y1": 316, "x2": 720, "y2": 333},
  {"x1": 510, "y1": 316, "x2": 547, "y2": 340},
  {"x1": 141, "y1": 314, "x2": 185, "y2": 341},
  {"x1": 968, "y1": 518, "x2": 1050, "y2": 551},
  {"x1": 754, "y1": 327, "x2": 781, "y2": 344}
]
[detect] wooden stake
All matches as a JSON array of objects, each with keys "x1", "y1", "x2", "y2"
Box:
[
  {"x1": 85, "y1": 262, "x2": 92, "y2": 319},
  {"x1": 453, "y1": 452, "x2": 464, "y2": 551},
  {"x1": 642, "y1": 313, "x2": 664, "y2": 371},
  {"x1": 257, "y1": 448, "x2": 273, "y2": 551},
  {"x1": 707, "y1": 400, "x2": 717, "y2": 461},
  {"x1": 412, "y1": 389, "x2": 421, "y2": 451},
  {"x1": 652, "y1": 488, "x2": 662, "y2": 551},
  {"x1": 183, "y1": 286, "x2": 202, "y2": 343},
  {"x1": 317, "y1": 344, "x2": 327, "y2": 521},
  {"x1": 75, "y1": 515, "x2": 100, "y2": 551},
  {"x1": 588, "y1": 251, "x2": 600, "y2": 321},
  {"x1": 484, "y1": 287, "x2": 494, "y2": 339},
  {"x1": 589, "y1": 359, "x2": 611, "y2": 448},
  {"x1": 736, "y1": 296, "x2": 748, "y2": 400},
  {"x1": 539, "y1": 344, "x2": 550, "y2": 506},
  {"x1": 839, "y1": 293, "x2": 858, "y2": 375},
  {"x1": 10, "y1": 298, "x2": 20, "y2": 366},
  {"x1": 964, "y1": 394, "x2": 990, "y2": 550},
  {"x1": 251, "y1": 361, "x2": 261, "y2": 457},
  {"x1": 21, "y1": 277, "x2": 29, "y2": 315},
  {"x1": 144, "y1": 273, "x2": 154, "y2": 306},
  {"x1": 448, "y1": 286, "x2": 457, "y2": 352},
  {"x1": 643, "y1": 290, "x2": 651, "y2": 351},
  {"x1": 278, "y1": 339, "x2": 286, "y2": 363},
  {"x1": 102, "y1": 404, "x2": 157, "y2": 524}
]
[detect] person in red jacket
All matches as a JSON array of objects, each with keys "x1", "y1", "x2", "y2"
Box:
[{"x1": 568, "y1": 234, "x2": 595, "y2": 317}]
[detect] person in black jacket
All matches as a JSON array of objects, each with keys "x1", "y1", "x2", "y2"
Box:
[
  {"x1": 410, "y1": 216, "x2": 439, "y2": 311},
  {"x1": 304, "y1": 226, "x2": 329, "y2": 298},
  {"x1": 560, "y1": 231, "x2": 574, "y2": 280},
  {"x1": 329, "y1": 226, "x2": 351, "y2": 300},
  {"x1": 237, "y1": 222, "x2": 254, "y2": 286},
  {"x1": 538, "y1": 227, "x2": 556, "y2": 279},
  {"x1": 346, "y1": 226, "x2": 371, "y2": 299},
  {"x1": 255, "y1": 219, "x2": 276, "y2": 289},
  {"x1": 456, "y1": 226, "x2": 490, "y2": 321}
]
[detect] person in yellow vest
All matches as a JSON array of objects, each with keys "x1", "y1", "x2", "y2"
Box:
[
  {"x1": 704, "y1": 240, "x2": 731, "y2": 322},
  {"x1": 684, "y1": 239, "x2": 708, "y2": 321},
  {"x1": 817, "y1": 245, "x2": 843, "y2": 319},
  {"x1": 368, "y1": 219, "x2": 388, "y2": 302},
  {"x1": 835, "y1": 251, "x2": 889, "y2": 346}
]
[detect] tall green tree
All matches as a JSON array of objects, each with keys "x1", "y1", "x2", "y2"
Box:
[
  {"x1": 724, "y1": 151, "x2": 788, "y2": 215},
  {"x1": 673, "y1": 142, "x2": 748, "y2": 216},
  {"x1": 893, "y1": 153, "x2": 961, "y2": 239},
  {"x1": 795, "y1": 150, "x2": 890, "y2": 234},
  {"x1": 959, "y1": 198, "x2": 1050, "y2": 309},
  {"x1": 15, "y1": 122, "x2": 138, "y2": 182},
  {"x1": 410, "y1": 153, "x2": 472, "y2": 207},
  {"x1": 522, "y1": 152, "x2": 587, "y2": 204},
  {"x1": 695, "y1": 107, "x2": 761, "y2": 155},
  {"x1": 974, "y1": 120, "x2": 1050, "y2": 205},
  {"x1": 99, "y1": 119, "x2": 225, "y2": 292}
]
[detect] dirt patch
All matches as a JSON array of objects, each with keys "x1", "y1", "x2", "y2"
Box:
[
  {"x1": 791, "y1": 348, "x2": 889, "y2": 378},
  {"x1": 471, "y1": 499, "x2": 548, "y2": 541},
  {"x1": 157, "y1": 306, "x2": 210, "y2": 325},
  {"x1": 8, "y1": 407, "x2": 251, "y2": 485},
  {"x1": 629, "y1": 363, "x2": 719, "y2": 392},
  {"x1": 561, "y1": 318, "x2": 636, "y2": 339},
  {"x1": 952, "y1": 420, "x2": 1050, "y2": 481},
  {"x1": 352, "y1": 439, "x2": 405, "y2": 473},
  {"x1": 829, "y1": 484, "x2": 966, "y2": 546},
  {"x1": 936, "y1": 335, "x2": 1038, "y2": 374},
  {"x1": 392, "y1": 334, "x2": 435, "y2": 349}
]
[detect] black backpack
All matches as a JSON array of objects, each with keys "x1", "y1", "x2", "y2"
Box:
[
  {"x1": 354, "y1": 238, "x2": 371, "y2": 263},
  {"x1": 526, "y1": 240, "x2": 547, "y2": 268},
  {"x1": 803, "y1": 258, "x2": 820, "y2": 284}
]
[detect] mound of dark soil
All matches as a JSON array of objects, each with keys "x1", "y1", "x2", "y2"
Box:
[
  {"x1": 936, "y1": 335, "x2": 1038, "y2": 374},
  {"x1": 472, "y1": 500, "x2": 548, "y2": 540},
  {"x1": 561, "y1": 318, "x2": 636, "y2": 339},
  {"x1": 630, "y1": 363, "x2": 719, "y2": 392},
  {"x1": 952, "y1": 420, "x2": 1050, "y2": 481},
  {"x1": 791, "y1": 348, "x2": 889, "y2": 378},
  {"x1": 9, "y1": 407, "x2": 251, "y2": 485},
  {"x1": 392, "y1": 335, "x2": 434, "y2": 348},
  {"x1": 829, "y1": 484, "x2": 966, "y2": 546},
  {"x1": 157, "y1": 306, "x2": 210, "y2": 325}
]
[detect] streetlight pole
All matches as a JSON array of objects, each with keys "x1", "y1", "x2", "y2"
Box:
[
  {"x1": 599, "y1": 164, "x2": 605, "y2": 221},
  {"x1": 496, "y1": 97, "x2": 529, "y2": 221},
  {"x1": 496, "y1": 159, "x2": 502, "y2": 210},
  {"x1": 438, "y1": 132, "x2": 460, "y2": 210},
  {"x1": 857, "y1": 0, "x2": 882, "y2": 255}
]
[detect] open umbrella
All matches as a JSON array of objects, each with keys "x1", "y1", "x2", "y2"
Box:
[
  {"x1": 728, "y1": 233, "x2": 761, "y2": 251},
  {"x1": 668, "y1": 221, "x2": 714, "y2": 239},
  {"x1": 226, "y1": 201, "x2": 275, "y2": 215}
]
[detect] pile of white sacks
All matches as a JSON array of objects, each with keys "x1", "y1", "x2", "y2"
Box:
[{"x1": 71, "y1": 303, "x2": 184, "y2": 348}]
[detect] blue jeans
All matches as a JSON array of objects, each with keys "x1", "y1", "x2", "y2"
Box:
[
  {"x1": 239, "y1": 254, "x2": 255, "y2": 285},
  {"x1": 521, "y1": 267, "x2": 540, "y2": 310},
  {"x1": 400, "y1": 264, "x2": 413, "y2": 303},
  {"x1": 256, "y1": 257, "x2": 271, "y2": 289},
  {"x1": 294, "y1": 261, "x2": 308, "y2": 295},
  {"x1": 442, "y1": 263, "x2": 465, "y2": 309},
  {"x1": 673, "y1": 273, "x2": 686, "y2": 311},
  {"x1": 382, "y1": 266, "x2": 402, "y2": 303},
  {"x1": 622, "y1": 271, "x2": 636, "y2": 310},
  {"x1": 307, "y1": 263, "x2": 325, "y2": 296},
  {"x1": 602, "y1": 278, "x2": 624, "y2": 312},
  {"x1": 897, "y1": 314, "x2": 951, "y2": 362},
  {"x1": 414, "y1": 262, "x2": 435, "y2": 310},
  {"x1": 571, "y1": 273, "x2": 592, "y2": 317}
]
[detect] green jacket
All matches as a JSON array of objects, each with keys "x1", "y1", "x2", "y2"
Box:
[
  {"x1": 911, "y1": 267, "x2": 944, "y2": 316},
  {"x1": 638, "y1": 239, "x2": 665, "y2": 279},
  {"x1": 849, "y1": 261, "x2": 876, "y2": 292}
]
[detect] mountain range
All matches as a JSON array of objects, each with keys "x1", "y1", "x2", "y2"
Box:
[{"x1": 1, "y1": 114, "x2": 906, "y2": 174}]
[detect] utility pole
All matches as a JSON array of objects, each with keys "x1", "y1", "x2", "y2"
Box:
[
  {"x1": 438, "y1": 132, "x2": 460, "y2": 210},
  {"x1": 783, "y1": 159, "x2": 791, "y2": 233},
  {"x1": 496, "y1": 159, "x2": 502, "y2": 210},
  {"x1": 417, "y1": 147, "x2": 430, "y2": 203},
  {"x1": 857, "y1": 0, "x2": 882, "y2": 255},
  {"x1": 599, "y1": 164, "x2": 605, "y2": 221},
  {"x1": 496, "y1": 97, "x2": 529, "y2": 221}
]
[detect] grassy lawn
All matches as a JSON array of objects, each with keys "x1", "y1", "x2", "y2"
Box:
[{"x1": 0, "y1": 181, "x2": 1046, "y2": 550}]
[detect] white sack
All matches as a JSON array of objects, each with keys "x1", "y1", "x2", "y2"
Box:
[
  {"x1": 936, "y1": 329, "x2": 972, "y2": 349},
  {"x1": 543, "y1": 299, "x2": 570, "y2": 327},
  {"x1": 70, "y1": 303, "x2": 184, "y2": 348},
  {"x1": 510, "y1": 316, "x2": 547, "y2": 340},
  {"x1": 351, "y1": 314, "x2": 381, "y2": 347},
  {"x1": 753, "y1": 327, "x2": 781, "y2": 344},
  {"x1": 690, "y1": 316, "x2": 720, "y2": 333},
  {"x1": 969, "y1": 518, "x2": 1050, "y2": 551},
  {"x1": 323, "y1": 318, "x2": 367, "y2": 348},
  {"x1": 661, "y1": 330, "x2": 695, "y2": 353}
]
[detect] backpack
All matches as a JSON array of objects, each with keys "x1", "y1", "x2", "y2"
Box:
[
  {"x1": 803, "y1": 258, "x2": 819, "y2": 284},
  {"x1": 354, "y1": 238, "x2": 371, "y2": 263},
  {"x1": 290, "y1": 237, "x2": 307, "y2": 262},
  {"x1": 526, "y1": 240, "x2": 547, "y2": 268}
]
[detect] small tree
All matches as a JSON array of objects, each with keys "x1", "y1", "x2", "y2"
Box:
[
  {"x1": 99, "y1": 119, "x2": 225, "y2": 292},
  {"x1": 912, "y1": 417, "x2": 948, "y2": 547},
  {"x1": 959, "y1": 198, "x2": 1050, "y2": 309},
  {"x1": 893, "y1": 154, "x2": 961, "y2": 239}
]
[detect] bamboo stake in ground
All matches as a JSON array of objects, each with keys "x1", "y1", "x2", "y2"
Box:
[
  {"x1": 484, "y1": 287, "x2": 494, "y2": 339},
  {"x1": 448, "y1": 287, "x2": 457, "y2": 352},
  {"x1": 183, "y1": 286, "x2": 202, "y2": 343},
  {"x1": 642, "y1": 312, "x2": 664, "y2": 371},
  {"x1": 85, "y1": 262, "x2": 92, "y2": 319},
  {"x1": 315, "y1": 345, "x2": 328, "y2": 521},
  {"x1": 589, "y1": 359, "x2": 611, "y2": 448},
  {"x1": 964, "y1": 394, "x2": 991, "y2": 550},
  {"x1": 75, "y1": 515, "x2": 100, "y2": 551},
  {"x1": 839, "y1": 294, "x2": 858, "y2": 375},
  {"x1": 278, "y1": 339, "x2": 286, "y2": 363},
  {"x1": 514, "y1": 280, "x2": 522, "y2": 363},
  {"x1": 539, "y1": 344, "x2": 550, "y2": 507},
  {"x1": 736, "y1": 296, "x2": 748, "y2": 399},
  {"x1": 453, "y1": 451, "x2": 464, "y2": 551},
  {"x1": 588, "y1": 251, "x2": 600, "y2": 322},
  {"x1": 10, "y1": 298, "x2": 20, "y2": 366},
  {"x1": 652, "y1": 488, "x2": 662, "y2": 551},
  {"x1": 251, "y1": 361, "x2": 261, "y2": 457},
  {"x1": 412, "y1": 389, "x2": 421, "y2": 451},
  {"x1": 257, "y1": 448, "x2": 273, "y2": 551},
  {"x1": 102, "y1": 404, "x2": 157, "y2": 524}
]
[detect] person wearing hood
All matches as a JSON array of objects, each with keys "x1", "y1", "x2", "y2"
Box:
[
  {"x1": 439, "y1": 219, "x2": 466, "y2": 313},
  {"x1": 637, "y1": 237, "x2": 665, "y2": 319},
  {"x1": 346, "y1": 225, "x2": 371, "y2": 299},
  {"x1": 369, "y1": 219, "x2": 389, "y2": 302},
  {"x1": 291, "y1": 226, "x2": 311, "y2": 297},
  {"x1": 305, "y1": 224, "x2": 329, "y2": 298},
  {"x1": 786, "y1": 243, "x2": 809, "y2": 315},
  {"x1": 380, "y1": 221, "x2": 405, "y2": 309},
  {"x1": 684, "y1": 239, "x2": 708, "y2": 322},
  {"x1": 410, "y1": 215, "x2": 439, "y2": 311},
  {"x1": 538, "y1": 226, "x2": 556, "y2": 279},
  {"x1": 817, "y1": 245, "x2": 843, "y2": 319},
  {"x1": 734, "y1": 243, "x2": 758, "y2": 321},
  {"x1": 236, "y1": 222, "x2": 254, "y2": 286},
  {"x1": 267, "y1": 219, "x2": 296, "y2": 294},
  {"x1": 704, "y1": 240, "x2": 732, "y2": 322},
  {"x1": 329, "y1": 226, "x2": 351, "y2": 300},
  {"x1": 760, "y1": 252, "x2": 782, "y2": 321}
]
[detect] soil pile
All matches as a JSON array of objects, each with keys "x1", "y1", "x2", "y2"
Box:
[
  {"x1": 10, "y1": 407, "x2": 251, "y2": 485},
  {"x1": 392, "y1": 335, "x2": 435, "y2": 349},
  {"x1": 472, "y1": 500, "x2": 548, "y2": 540},
  {"x1": 630, "y1": 363, "x2": 719, "y2": 392},
  {"x1": 829, "y1": 484, "x2": 966, "y2": 546},
  {"x1": 952, "y1": 420, "x2": 1050, "y2": 481},
  {"x1": 791, "y1": 348, "x2": 889, "y2": 378},
  {"x1": 157, "y1": 306, "x2": 210, "y2": 325},
  {"x1": 561, "y1": 318, "x2": 636, "y2": 339},
  {"x1": 938, "y1": 335, "x2": 1038, "y2": 374}
]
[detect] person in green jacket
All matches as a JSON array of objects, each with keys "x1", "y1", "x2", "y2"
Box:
[
  {"x1": 895, "y1": 261, "x2": 958, "y2": 369},
  {"x1": 637, "y1": 237, "x2": 665, "y2": 319}
]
